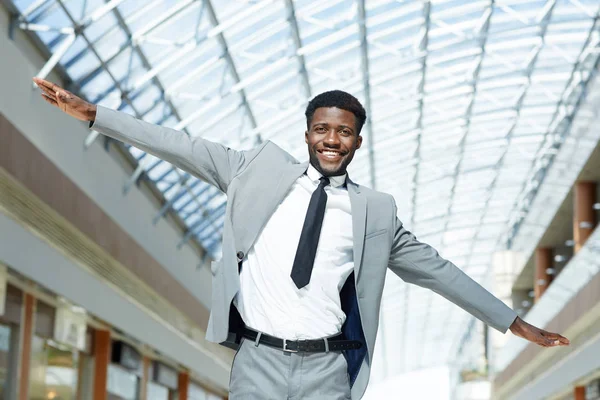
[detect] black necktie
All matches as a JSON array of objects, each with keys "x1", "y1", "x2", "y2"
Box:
[{"x1": 290, "y1": 176, "x2": 330, "y2": 289}]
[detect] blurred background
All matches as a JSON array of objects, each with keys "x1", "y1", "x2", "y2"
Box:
[{"x1": 0, "y1": 0, "x2": 600, "y2": 399}]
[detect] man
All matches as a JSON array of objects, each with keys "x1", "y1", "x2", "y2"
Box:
[{"x1": 33, "y1": 77, "x2": 568, "y2": 399}]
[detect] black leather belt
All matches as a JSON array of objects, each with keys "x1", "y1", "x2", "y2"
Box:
[{"x1": 241, "y1": 327, "x2": 362, "y2": 353}]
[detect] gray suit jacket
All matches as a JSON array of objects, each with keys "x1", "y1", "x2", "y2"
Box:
[{"x1": 91, "y1": 106, "x2": 517, "y2": 399}]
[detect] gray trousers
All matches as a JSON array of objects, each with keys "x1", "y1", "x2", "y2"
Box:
[{"x1": 229, "y1": 338, "x2": 352, "y2": 399}]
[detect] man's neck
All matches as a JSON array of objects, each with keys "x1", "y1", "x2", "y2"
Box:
[{"x1": 307, "y1": 163, "x2": 347, "y2": 188}]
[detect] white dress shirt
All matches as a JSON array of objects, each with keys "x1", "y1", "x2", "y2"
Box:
[{"x1": 234, "y1": 164, "x2": 355, "y2": 340}]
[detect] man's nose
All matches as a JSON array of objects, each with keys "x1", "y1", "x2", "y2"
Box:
[{"x1": 323, "y1": 130, "x2": 340, "y2": 146}]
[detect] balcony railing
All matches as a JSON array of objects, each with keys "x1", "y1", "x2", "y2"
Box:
[{"x1": 495, "y1": 226, "x2": 600, "y2": 371}]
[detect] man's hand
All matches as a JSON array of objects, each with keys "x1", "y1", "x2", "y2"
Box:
[
  {"x1": 509, "y1": 316, "x2": 570, "y2": 347},
  {"x1": 32, "y1": 77, "x2": 96, "y2": 122}
]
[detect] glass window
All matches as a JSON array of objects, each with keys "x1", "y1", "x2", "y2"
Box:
[
  {"x1": 29, "y1": 337, "x2": 79, "y2": 400},
  {"x1": 0, "y1": 323, "x2": 17, "y2": 399},
  {"x1": 107, "y1": 364, "x2": 138, "y2": 400},
  {"x1": 146, "y1": 381, "x2": 170, "y2": 400},
  {"x1": 189, "y1": 382, "x2": 208, "y2": 400},
  {"x1": 147, "y1": 361, "x2": 177, "y2": 400},
  {"x1": 189, "y1": 382, "x2": 223, "y2": 400}
]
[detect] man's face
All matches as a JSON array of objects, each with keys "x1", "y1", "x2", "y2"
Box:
[{"x1": 305, "y1": 107, "x2": 363, "y2": 177}]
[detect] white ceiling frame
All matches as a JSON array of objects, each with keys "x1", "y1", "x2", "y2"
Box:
[
  {"x1": 18, "y1": 22, "x2": 73, "y2": 34},
  {"x1": 206, "y1": 0, "x2": 277, "y2": 39},
  {"x1": 164, "y1": 56, "x2": 224, "y2": 99},
  {"x1": 131, "y1": 0, "x2": 198, "y2": 44}
]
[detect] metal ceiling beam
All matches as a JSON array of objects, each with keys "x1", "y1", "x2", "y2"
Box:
[
  {"x1": 65, "y1": 1, "x2": 163, "y2": 83},
  {"x1": 410, "y1": 0, "x2": 430, "y2": 229},
  {"x1": 502, "y1": 9, "x2": 600, "y2": 250},
  {"x1": 358, "y1": 0, "x2": 376, "y2": 190},
  {"x1": 42, "y1": 0, "x2": 213, "y2": 257},
  {"x1": 177, "y1": 202, "x2": 227, "y2": 249},
  {"x1": 131, "y1": 0, "x2": 197, "y2": 42},
  {"x1": 81, "y1": 0, "x2": 126, "y2": 26},
  {"x1": 443, "y1": 0, "x2": 560, "y2": 365},
  {"x1": 36, "y1": 32, "x2": 76, "y2": 80},
  {"x1": 440, "y1": 2, "x2": 494, "y2": 254},
  {"x1": 20, "y1": 0, "x2": 54, "y2": 18},
  {"x1": 377, "y1": 1, "x2": 432, "y2": 376},
  {"x1": 397, "y1": 0, "x2": 430, "y2": 374},
  {"x1": 466, "y1": 0, "x2": 558, "y2": 255},
  {"x1": 284, "y1": 0, "x2": 311, "y2": 99},
  {"x1": 44, "y1": 0, "x2": 139, "y2": 114},
  {"x1": 18, "y1": 0, "x2": 213, "y2": 260},
  {"x1": 179, "y1": 187, "x2": 219, "y2": 220},
  {"x1": 152, "y1": 175, "x2": 196, "y2": 224},
  {"x1": 105, "y1": 4, "x2": 200, "y2": 194},
  {"x1": 104, "y1": 2, "x2": 237, "y2": 232},
  {"x1": 203, "y1": 0, "x2": 258, "y2": 134}
]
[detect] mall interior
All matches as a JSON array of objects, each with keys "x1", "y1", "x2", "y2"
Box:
[{"x1": 1, "y1": 0, "x2": 600, "y2": 399}]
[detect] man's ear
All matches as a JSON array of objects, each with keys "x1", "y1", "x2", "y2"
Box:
[
  {"x1": 305, "y1": 131, "x2": 309, "y2": 144},
  {"x1": 355, "y1": 135, "x2": 363, "y2": 150}
]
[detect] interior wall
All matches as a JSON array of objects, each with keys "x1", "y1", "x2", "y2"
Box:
[{"x1": 0, "y1": 213, "x2": 231, "y2": 389}]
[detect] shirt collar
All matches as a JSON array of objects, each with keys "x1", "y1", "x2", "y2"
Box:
[{"x1": 306, "y1": 163, "x2": 347, "y2": 188}]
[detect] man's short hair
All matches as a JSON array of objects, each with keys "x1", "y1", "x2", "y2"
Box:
[{"x1": 305, "y1": 90, "x2": 367, "y2": 135}]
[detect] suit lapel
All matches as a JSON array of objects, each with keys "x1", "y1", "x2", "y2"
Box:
[
  {"x1": 242, "y1": 161, "x2": 308, "y2": 252},
  {"x1": 347, "y1": 179, "x2": 366, "y2": 282},
  {"x1": 273, "y1": 161, "x2": 309, "y2": 207}
]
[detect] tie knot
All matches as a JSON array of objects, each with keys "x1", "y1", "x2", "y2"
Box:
[{"x1": 319, "y1": 176, "x2": 330, "y2": 187}]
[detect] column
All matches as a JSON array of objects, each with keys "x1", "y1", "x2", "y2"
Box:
[
  {"x1": 92, "y1": 329, "x2": 111, "y2": 400},
  {"x1": 574, "y1": 385, "x2": 585, "y2": 400},
  {"x1": 139, "y1": 356, "x2": 150, "y2": 400},
  {"x1": 574, "y1": 181, "x2": 597, "y2": 253},
  {"x1": 178, "y1": 371, "x2": 189, "y2": 400},
  {"x1": 534, "y1": 248, "x2": 552, "y2": 302},
  {"x1": 18, "y1": 293, "x2": 35, "y2": 400}
]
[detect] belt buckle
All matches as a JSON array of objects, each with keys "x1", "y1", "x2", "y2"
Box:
[{"x1": 283, "y1": 339, "x2": 298, "y2": 353}]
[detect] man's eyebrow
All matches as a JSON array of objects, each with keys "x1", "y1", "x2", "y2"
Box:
[{"x1": 311, "y1": 122, "x2": 354, "y2": 131}]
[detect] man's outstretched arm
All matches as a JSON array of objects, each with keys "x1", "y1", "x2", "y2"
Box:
[
  {"x1": 386, "y1": 198, "x2": 569, "y2": 347},
  {"x1": 33, "y1": 77, "x2": 259, "y2": 192}
]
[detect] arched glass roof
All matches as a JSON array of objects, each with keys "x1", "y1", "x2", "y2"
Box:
[{"x1": 10, "y1": 0, "x2": 600, "y2": 379}]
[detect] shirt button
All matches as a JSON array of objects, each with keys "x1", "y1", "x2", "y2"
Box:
[{"x1": 237, "y1": 251, "x2": 244, "y2": 260}]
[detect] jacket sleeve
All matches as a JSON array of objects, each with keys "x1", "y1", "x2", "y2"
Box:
[
  {"x1": 90, "y1": 105, "x2": 262, "y2": 192},
  {"x1": 386, "y1": 198, "x2": 517, "y2": 333}
]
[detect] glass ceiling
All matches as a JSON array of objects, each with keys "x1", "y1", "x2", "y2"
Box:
[{"x1": 9, "y1": 0, "x2": 600, "y2": 380}]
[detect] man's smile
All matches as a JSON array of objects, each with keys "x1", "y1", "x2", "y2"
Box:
[{"x1": 317, "y1": 148, "x2": 346, "y2": 161}]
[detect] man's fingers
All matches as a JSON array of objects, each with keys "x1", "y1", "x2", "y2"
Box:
[
  {"x1": 34, "y1": 80, "x2": 58, "y2": 100},
  {"x1": 38, "y1": 85, "x2": 56, "y2": 100},
  {"x1": 33, "y1": 77, "x2": 59, "y2": 93},
  {"x1": 33, "y1": 78, "x2": 73, "y2": 104},
  {"x1": 41, "y1": 93, "x2": 58, "y2": 107},
  {"x1": 555, "y1": 335, "x2": 570, "y2": 346},
  {"x1": 544, "y1": 331, "x2": 570, "y2": 346},
  {"x1": 541, "y1": 335, "x2": 569, "y2": 347},
  {"x1": 33, "y1": 77, "x2": 52, "y2": 90}
]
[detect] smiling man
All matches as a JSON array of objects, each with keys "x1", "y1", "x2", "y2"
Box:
[
  {"x1": 305, "y1": 96, "x2": 363, "y2": 177},
  {"x1": 34, "y1": 77, "x2": 569, "y2": 400}
]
